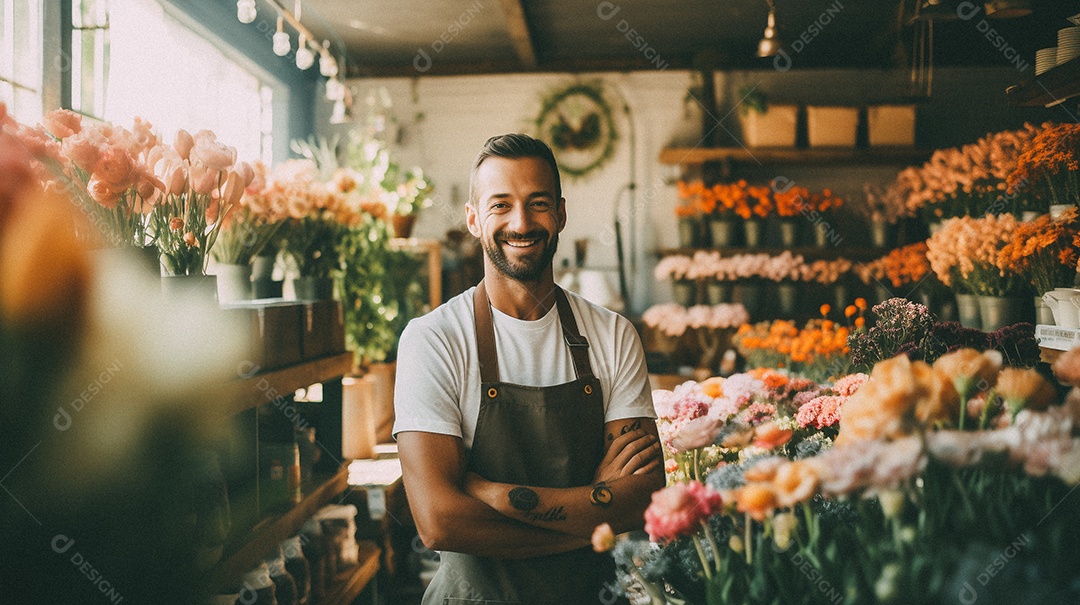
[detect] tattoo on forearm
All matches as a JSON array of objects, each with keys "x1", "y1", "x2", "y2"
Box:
[
  {"x1": 523, "y1": 506, "x2": 567, "y2": 522},
  {"x1": 619, "y1": 421, "x2": 642, "y2": 436},
  {"x1": 508, "y1": 487, "x2": 539, "y2": 511},
  {"x1": 590, "y1": 481, "x2": 613, "y2": 508}
]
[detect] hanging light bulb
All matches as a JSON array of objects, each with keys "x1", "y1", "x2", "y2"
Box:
[
  {"x1": 756, "y1": 0, "x2": 784, "y2": 58},
  {"x1": 326, "y1": 77, "x2": 345, "y2": 102},
  {"x1": 273, "y1": 16, "x2": 291, "y2": 57},
  {"x1": 236, "y1": 0, "x2": 257, "y2": 24},
  {"x1": 320, "y1": 41, "x2": 338, "y2": 77},
  {"x1": 296, "y1": 34, "x2": 315, "y2": 70}
]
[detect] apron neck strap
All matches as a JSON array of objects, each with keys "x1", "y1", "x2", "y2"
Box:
[{"x1": 473, "y1": 280, "x2": 595, "y2": 383}]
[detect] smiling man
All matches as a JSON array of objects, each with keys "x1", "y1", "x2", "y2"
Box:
[{"x1": 393, "y1": 133, "x2": 664, "y2": 604}]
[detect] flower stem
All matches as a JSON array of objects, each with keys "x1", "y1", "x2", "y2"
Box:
[
  {"x1": 693, "y1": 535, "x2": 713, "y2": 581},
  {"x1": 958, "y1": 393, "x2": 968, "y2": 431},
  {"x1": 701, "y1": 519, "x2": 722, "y2": 575},
  {"x1": 744, "y1": 512, "x2": 753, "y2": 566}
]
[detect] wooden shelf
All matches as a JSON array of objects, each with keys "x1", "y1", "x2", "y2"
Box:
[
  {"x1": 229, "y1": 352, "x2": 353, "y2": 414},
  {"x1": 1007, "y1": 56, "x2": 1080, "y2": 107},
  {"x1": 321, "y1": 541, "x2": 382, "y2": 605},
  {"x1": 210, "y1": 465, "x2": 350, "y2": 591},
  {"x1": 390, "y1": 237, "x2": 442, "y2": 310},
  {"x1": 658, "y1": 147, "x2": 932, "y2": 167},
  {"x1": 658, "y1": 246, "x2": 886, "y2": 261}
]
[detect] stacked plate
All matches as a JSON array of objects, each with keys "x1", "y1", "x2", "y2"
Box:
[
  {"x1": 1057, "y1": 26, "x2": 1080, "y2": 65},
  {"x1": 1037, "y1": 48, "x2": 1058, "y2": 75}
]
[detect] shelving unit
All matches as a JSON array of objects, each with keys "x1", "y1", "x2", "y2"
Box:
[
  {"x1": 1035, "y1": 324, "x2": 1080, "y2": 363},
  {"x1": 228, "y1": 352, "x2": 353, "y2": 414},
  {"x1": 321, "y1": 542, "x2": 383, "y2": 605},
  {"x1": 658, "y1": 147, "x2": 932, "y2": 167},
  {"x1": 657, "y1": 246, "x2": 886, "y2": 261},
  {"x1": 210, "y1": 466, "x2": 351, "y2": 591},
  {"x1": 1006, "y1": 56, "x2": 1080, "y2": 107}
]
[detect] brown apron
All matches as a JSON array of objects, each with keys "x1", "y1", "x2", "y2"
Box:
[{"x1": 422, "y1": 281, "x2": 620, "y2": 604}]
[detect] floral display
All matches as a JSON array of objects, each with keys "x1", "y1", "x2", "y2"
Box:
[
  {"x1": 887, "y1": 124, "x2": 1042, "y2": 221},
  {"x1": 733, "y1": 308, "x2": 853, "y2": 382},
  {"x1": 678, "y1": 179, "x2": 843, "y2": 220},
  {"x1": 857, "y1": 241, "x2": 933, "y2": 289},
  {"x1": 212, "y1": 161, "x2": 285, "y2": 266},
  {"x1": 925, "y1": 213, "x2": 1027, "y2": 296},
  {"x1": 657, "y1": 251, "x2": 853, "y2": 285},
  {"x1": 1007, "y1": 122, "x2": 1080, "y2": 208},
  {"x1": 643, "y1": 303, "x2": 751, "y2": 370},
  {"x1": 996, "y1": 208, "x2": 1080, "y2": 295},
  {"x1": 861, "y1": 181, "x2": 910, "y2": 224},
  {"x1": 846, "y1": 298, "x2": 1041, "y2": 371},
  {"x1": 600, "y1": 347, "x2": 1080, "y2": 605}
]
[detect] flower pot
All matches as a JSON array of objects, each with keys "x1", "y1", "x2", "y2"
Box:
[
  {"x1": 1035, "y1": 295, "x2": 1056, "y2": 325},
  {"x1": 813, "y1": 222, "x2": 833, "y2": 247},
  {"x1": 216, "y1": 263, "x2": 252, "y2": 303},
  {"x1": 978, "y1": 295, "x2": 1032, "y2": 331},
  {"x1": 708, "y1": 219, "x2": 736, "y2": 247},
  {"x1": 161, "y1": 274, "x2": 218, "y2": 302},
  {"x1": 867, "y1": 105, "x2": 916, "y2": 147},
  {"x1": 736, "y1": 283, "x2": 765, "y2": 319},
  {"x1": 833, "y1": 283, "x2": 849, "y2": 311},
  {"x1": 870, "y1": 222, "x2": 890, "y2": 248},
  {"x1": 292, "y1": 276, "x2": 335, "y2": 301},
  {"x1": 743, "y1": 219, "x2": 764, "y2": 248},
  {"x1": 678, "y1": 217, "x2": 701, "y2": 248},
  {"x1": 251, "y1": 255, "x2": 283, "y2": 299},
  {"x1": 928, "y1": 221, "x2": 945, "y2": 235},
  {"x1": 807, "y1": 106, "x2": 858, "y2": 148},
  {"x1": 874, "y1": 282, "x2": 893, "y2": 304},
  {"x1": 738, "y1": 104, "x2": 797, "y2": 148},
  {"x1": 1021, "y1": 211, "x2": 1042, "y2": 222},
  {"x1": 391, "y1": 213, "x2": 417, "y2": 239},
  {"x1": 955, "y1": 293, "x2": 982, "y2": 330},
  {"x1": 672, "y1": 280, "x2": 696, "y2": 306},
  {"x1": 1050, "y1": 204, "x2": 1074, "y2": 220},
  {"x1": 778, "y1": 220, "x2": 798, "y2": 247},
  {"x1": 705, "y1": 281, "x2": 733, "y2": 305},
  {"x1": 777, "y1": 282, "x2": 798, "y2": 315}
]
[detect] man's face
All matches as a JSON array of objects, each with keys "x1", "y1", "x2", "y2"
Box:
[{"x1": 467, "y1": 156, "x2": 565, "y2": 283}]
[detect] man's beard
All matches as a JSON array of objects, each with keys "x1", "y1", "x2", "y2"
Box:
[{"x1": 481, "y1": 229, "x2": 559, "y2": 283}]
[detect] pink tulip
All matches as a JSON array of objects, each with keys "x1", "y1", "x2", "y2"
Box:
[
  {"x1": 41, "y1": 109, "x2": 82, "y2": 139},
  {"x1": 87, "y1": 178, "x2": 119, "y2": 209},
  {"x1": 189, "y1": 162, "x2": 218, "y2": 196},
  {"x1": 190, "y1": 130, "x2": 236, "y2": 171},
  {"x1": 62, "y1": 130, "x2": 105, "y2": 172},
  {"x1": 94, "y1": 145, "x2": 137, "y2": 190},
  {"x1": 669, "y1": 415, "x2": 723, "y2": 453},
  {"x1": 235, "y1": 161, "x2": 255, "y2": 188},
  {"x1": 222, "y1": 170, "x2": 244, "y2": 207},
  {"x1": 174, "y1": 129, "x2": 194, "y2": 161},
  {"x1": 145, "y1": 145, "x2": 165, "y2": 173},
  {"x1": 130, "y1": 117, "x2": 157, "y2": 156},
  {"x1": 136, "y1": 171, "x2": 164, "y2": 201}
]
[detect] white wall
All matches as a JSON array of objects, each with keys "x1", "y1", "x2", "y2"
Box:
[{"x1": 320, "y1": 71, "x2": 695, "y2": 314}]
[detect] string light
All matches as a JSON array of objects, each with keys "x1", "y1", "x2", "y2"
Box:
[
  {"x1": 236, "y1": 0, "x2": 256, "y2": 24},
  {"x1": 296, "y1": 34, "x2": 315, "y2": 69},
  {"x1": 273, "y1": 15, "x2": 291, "y2": 56},
  {"x1": 319, "y1": 40, "x2": 338, "y2": 77}
]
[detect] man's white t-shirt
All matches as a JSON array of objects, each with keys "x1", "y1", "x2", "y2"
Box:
[{"x1": 392, "y1": 286, "x2": 656, "y2": 450}]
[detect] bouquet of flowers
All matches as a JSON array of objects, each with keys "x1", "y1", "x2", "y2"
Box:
[
  {"x1": 857, "y1": 241, "x2": 934, "y2": 289},
  {"x1": 272, "y1": 160, "x2": 362, "y2": 279},
  {"x1": 20, "y1": 110, "x2": 165, "y2": 247},
  {"x1": 599, "y1": 348, "x2": 1080, "y2": 605},
  {"x1": 862, "y1": 181, "x2": 911, "y2": 224},
  {"x1": 1007, "y1": 122, "x2": 1080, "y2": 208},
  {"x1": 643, "y1": 303, "x2": 750, "y2": 370},
  {"x1": 925, "y1": 213, "x2": 1028, "y2": 297},
  {"x1": 733, "y1": 307, "x2": 853, "y2": 382},
  {"x1": 996, "y1": 208, "x2": 1080, "y2": 295},
  {"x1": 150, "y1": 129, "x2": 253, "y2": 276}
]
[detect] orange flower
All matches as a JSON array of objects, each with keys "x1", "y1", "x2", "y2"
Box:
[
  {"x1": 932, "y1": 348, "x2": 1002, "y2": 398},
  {"x1": 753, "y1": 421, "x2": 793, "y2": 449},
  {"x1": 855, "y1": 298, "x2": 867, "y2": 310},
  {"x1": 771, "y1": 460, "x2": 819, "y2": 507},
  {"x1": 820, "y1": 304, "x2": 831, "y2": 317},
  {"x1": 995, "y1": 368, "x2": 1057, "y2": 414},
  {"x1": 699, "y1": 376, "x2": 725, "y2": 399},
  {"x1": 735, "y1": 484, "x2": 777, "y2": 521}
]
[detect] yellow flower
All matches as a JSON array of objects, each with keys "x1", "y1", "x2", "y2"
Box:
[{"x1": 771, "y1": 512, "x2": 798, "y2": 551}]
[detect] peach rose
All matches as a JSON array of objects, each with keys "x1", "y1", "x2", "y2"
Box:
[
  {"x1": 752, "y1": 421, "x2": 793, "y2": 450},
  {"x1": 41, "y1": 109, "x2": 82, "y2": 139},
  {"x1": 772, "y1": 460, "x2": 819, "y2": 507},
  {"x1": 87, "y1": 178, "x2": 119, "y2": 209},
  {"x1": 169, "y1": 217, "x2": 184, "y2": 231},
  {"x1": 591, "y1": 523, "x2": 615, "y2": 553},
  {"x1": 996, "y1": 368, "x2": 1057, "y2": 416},
  {"x1": 933, "y1": 348, "x2": 1002, "y2": 397},
  {"x1": 743, "y1": 456, "x2": 786, "y2": 483},
  {"x1": 62, "y1": 130, "x2": 105, "y2": 172},
  {"x1": 912, "y1": 361, "x2": 960, "y2": 426},
  {"x1": 735, "y1": 483, "x2": 777, "y2": 521},
  {"x1": 130, "y1": 117, "x2": 157, "y2": 156},
  {"x1": 183, "y1": 231, "x2": 198, "y2": 248},
  {"x1": 1052, "y1": 347, "x2": 1080, "y2": 388},
  {"x1": 190, "y1": 130, "x2": 236, "y2": 171},
  {"x1": 174, "y1": 129, "x2": 194, "y2": 160},
  {"x1": 94, "y1": 145, "x2": 137, "y2": 190}
]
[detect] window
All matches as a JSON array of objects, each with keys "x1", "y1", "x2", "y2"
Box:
[
  {"x1": 0, "y1": 0, "x2": 43, "y2": 124},
  {"x1": 67, "y1": 0, "x2": 276, "y2": 164}
]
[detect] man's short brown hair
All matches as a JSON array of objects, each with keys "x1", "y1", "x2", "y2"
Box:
[{"x1": 468, "y1": 133, "x2": 562, "y2": 205}]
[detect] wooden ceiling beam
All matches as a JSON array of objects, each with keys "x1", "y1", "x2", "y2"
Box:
[{"x1": 497, "y1": 0, "x2": 537, "y2": 69}]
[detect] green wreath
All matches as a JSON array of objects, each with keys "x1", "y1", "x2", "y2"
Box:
[{"x1": 534, "y1": 81, "x2": 618, "y2": 179}]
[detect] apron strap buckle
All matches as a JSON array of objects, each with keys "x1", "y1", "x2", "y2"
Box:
[{"x1": 564, "y1": 334, "x2": 590, "y2": 348}]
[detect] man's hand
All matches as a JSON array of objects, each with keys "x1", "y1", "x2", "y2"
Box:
[{"x1": 593, "y1": 421, "x2": 662, "y2": 483}]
